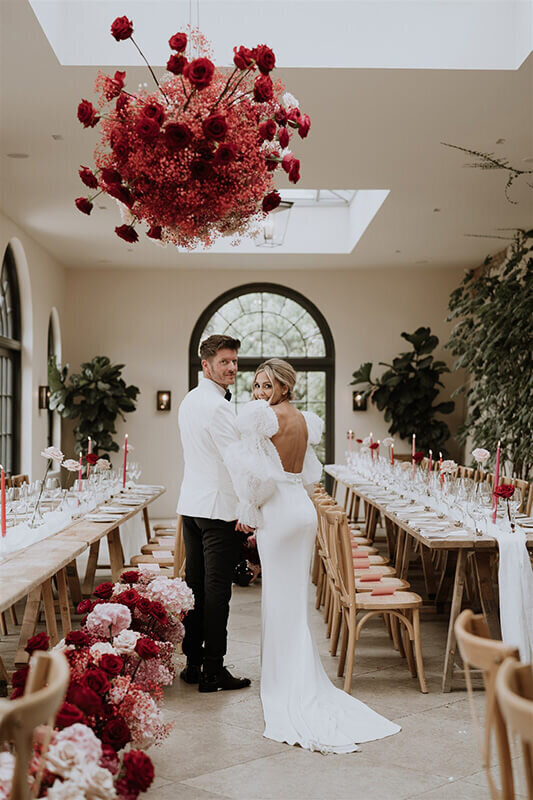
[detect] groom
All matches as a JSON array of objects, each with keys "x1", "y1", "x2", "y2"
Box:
[{"x1": 177, "y1": 334, "x2": 253, "y2": 692}]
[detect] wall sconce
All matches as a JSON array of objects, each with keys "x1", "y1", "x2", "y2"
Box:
[
  {"x1": 352, "y1": 390, "x2": 367, "y2": 411},
  {"x1": 157, "y1": 391, "x2": 171, "y2": 411},
  {"x1": 38, "y1": 385, "x2": 50, "y2": 410}
]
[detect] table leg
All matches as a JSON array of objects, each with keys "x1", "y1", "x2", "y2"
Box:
[
  {"x1": 384, "y1": 517, "x2": 397, "y2": 563},
  {"x1": 142, "y1": 506, "x2": 152, "y2": 544},
  {"x1": 399, "y1": 533, "x2": 413, "y2": 581},
  {"x1": 15, "y1": 585, "x2": 42, "y2": 666},
  {"x1": 420, "y1": 544, "x2": 437, "y2": 600},
  {"x1": 442, "y1": 549, "x2": 467, "y2": 693},
  {"x1": 0, "y1": 656, "x2": 8, "y2": 696},
  {"x1": 435, "y1": 551, "x2": 455, "y2": 613},
  {"x1": 474, "y1": 551, "x2": 501, "y2": 640},
  {"x1": 66, "y1": 560, "x2": 82, "y2": 606},
  {"x1": 56, "y1": 568, "x2": 72, "y2": 637},
  {"x1": 83, "y1": 540, "x2": 100, "y2": 596},
  {"x1": 41, "y1": 578, "x2": 59, "y2": 647},
  {"x1": 107, "y1": 527, "x2": 124, "y2": 582},
  {"x1": 367, "y1": 505, "x2": 378, "y2": 542}
]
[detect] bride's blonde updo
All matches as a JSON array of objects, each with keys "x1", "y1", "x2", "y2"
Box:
[{"x1": 254, "y1": 358, "x2": 297, "y2": 401}]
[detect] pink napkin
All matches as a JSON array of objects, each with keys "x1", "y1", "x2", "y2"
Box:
[
  {"x1": 370, "y1": 586, "x2": 396, "y2": 596},
  {"x1": 353, "y1": 557, "x2": 370, "y2": 569},
  {"x1": 359, "y1": 573, "x2": 382, "y2": 583}
]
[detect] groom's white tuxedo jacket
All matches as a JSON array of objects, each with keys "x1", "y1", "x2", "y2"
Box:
[{"x1": 177, "y1": 377, "x2": 239, "y2": 521}]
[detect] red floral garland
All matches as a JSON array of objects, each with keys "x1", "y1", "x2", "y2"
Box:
[{"x1": 75, "y1": 17, "x2": 311, "y2": 248}]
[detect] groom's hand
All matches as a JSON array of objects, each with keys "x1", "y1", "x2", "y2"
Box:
[{"x1": 235, "y1": 521, "x2": 255, "y2": 534}]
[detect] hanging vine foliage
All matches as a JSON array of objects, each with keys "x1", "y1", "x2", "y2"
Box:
[{"x1": 446, "y1": 229, "x2": 533, "y2": 479}]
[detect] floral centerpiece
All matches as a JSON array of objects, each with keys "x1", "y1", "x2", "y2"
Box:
[{"x1": 75, "y1": 16, "x2": 311, "y2": 248}]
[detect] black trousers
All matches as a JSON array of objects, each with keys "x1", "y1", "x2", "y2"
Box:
[{"x1": 182, "y1": 515, "x2": 243, "y2": 673}]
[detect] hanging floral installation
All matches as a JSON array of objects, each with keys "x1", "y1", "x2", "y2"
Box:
[{"x1": 75, "y1": 16, "x2": 311, "y2": 248}]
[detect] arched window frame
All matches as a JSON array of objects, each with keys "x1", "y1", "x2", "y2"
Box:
[
  {"x1": 189, "y1": 282, "x2": 335, "y2": 465},
  {"x1": 0, "y1": 245, "x2": 21, "y2": 475}
]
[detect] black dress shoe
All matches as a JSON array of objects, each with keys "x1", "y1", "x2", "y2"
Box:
[
  {"x1": 198, "y1": 666, "x2": 251, "y2": 693},
  {"x1": 180, "y1": 664, "x2": 202, "y2": 684}
]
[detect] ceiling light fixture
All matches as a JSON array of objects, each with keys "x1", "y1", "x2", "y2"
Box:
[
  {"x1": 256, "y1": 201, "x2": 293, "y2": 248},
  {"x1": 433, "y1": 208, "x2": 441, "y2": 212},
  {"x1": 51, "y1": 134, "x2": 64, "y2": 141}
]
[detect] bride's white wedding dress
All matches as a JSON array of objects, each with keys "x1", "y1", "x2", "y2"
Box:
[{"x1": 225, "y1": 400, "x2": 400, "y2": 754}]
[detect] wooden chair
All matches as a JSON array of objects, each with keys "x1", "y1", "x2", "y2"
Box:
[
  {"x1": 327, "y1": 508, "x2": 427, "y2": 694},
  {"x1": 0, "y1": 651, "x2": 70, "y2": 800},
  {"x1": 129, "y1": 516, "x2": 185, "y2": 578},
  {"x1": 500, "y1": 477, "x2": 530, "y2": 514},
  {"x1": 496, "y1": 657, "x2": 533, "y2": 800},
  {"x1": 10, "y1": 475, "x2": 29, "y2": 489},
  {"x1": 454, "y1": 609, "x2": 520, "y2": 800}
]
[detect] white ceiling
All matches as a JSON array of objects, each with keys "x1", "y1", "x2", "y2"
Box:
[{"x1": 0, "y1": 0, "x2": 532, "y2": 271}]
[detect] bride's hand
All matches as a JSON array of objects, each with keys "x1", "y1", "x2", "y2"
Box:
[{"x1": 235, "y1": 521, "x2": 255, "y2": 534}]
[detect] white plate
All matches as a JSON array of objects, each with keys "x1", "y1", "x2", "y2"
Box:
[{"x1": 86, "y1": 514, "x2": 124, "y2": 522}]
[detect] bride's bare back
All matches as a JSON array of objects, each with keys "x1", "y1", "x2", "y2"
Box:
[{"x1": 271, "y1": 402, "x2": 308, "y2": 473}]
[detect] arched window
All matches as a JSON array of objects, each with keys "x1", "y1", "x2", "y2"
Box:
[
  {"x1": 189, "y1": 283, "x2": 335, "y2": 464},
  {"x1": 0, "y1": 245, "x2": 21, "y2": 475}
]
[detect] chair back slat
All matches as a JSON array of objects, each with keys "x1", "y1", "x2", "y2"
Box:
[{"x1": 496, "y1": 658, "x2": 533, "y2": 799}]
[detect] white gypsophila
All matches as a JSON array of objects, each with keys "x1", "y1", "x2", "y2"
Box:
[
  {"x1": 382, "y1": 437, "x2": 395, "y2": 447},
  {"x1": 282, "y1": 91, "x2": 299, "y2": 110},
  {"x1": 96, "y1": 458, "x2": 111, "y2": 471},
  {"x1": 89, "y1": 641, "x2": 116, "y2": 662},
  {"x1": 112, "y1": 628, "x2": 141, "y2": 654},
  {"x1": 62, "y1": 459, "x2": 80, "y2": 472},
  {"x1": 41, "y1": 446, "x2": 64, "y2": 464},
  {"x1": 472, "y1": 448, "x2": 490, "y2": 464}
]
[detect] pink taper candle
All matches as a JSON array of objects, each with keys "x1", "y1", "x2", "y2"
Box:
[
  {"x1": 123, "y1": 433, "x2": 128, "y2": 489},
  {"x1": 347, "y1": 430, "x2": 354, "y2": 456},
  {"x1": 439, "y1": 451, "x2": 443, "y2": 488},
  {"x1": 87, "y1": 436, "x2": 92, "y2": 478},
  {"x1": 1, "y1": 465, "x2": 6, "y2": 537},
  {"x1": 492, "y1": 440, "x2": 501, "y2": 522},
  {"x1": 370, "y1": 431, "x2": 374, "y2": 460},
  {"x1": 77, "y1": 452, "x2": 82, "y2": 505},
  {"x1": 411, "y1": 433, "x2": 416, "y2": 478},
  {"x1": 428, "y1": 450, "x2": 433, "y2": 482}
]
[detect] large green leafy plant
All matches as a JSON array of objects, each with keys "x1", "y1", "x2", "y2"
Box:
[
  {"x1": 351, "y1": 327, "x2": 454, "y2": 453},
  {"x1": 48, "y1": 356, "x2": 140, "y2": 455},
  {"x1": 447, "y1": 230, "x2": 533, "y2": 479}
]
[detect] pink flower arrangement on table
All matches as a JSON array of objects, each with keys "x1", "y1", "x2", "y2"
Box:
[
  {"x1": 8, "y1": 567, "x2": 194, "y2": 798},
  {"x1": 75, "y1": 16, "x2": 310, "y2": 249}
]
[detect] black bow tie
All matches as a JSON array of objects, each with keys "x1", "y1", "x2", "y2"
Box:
[{"x1": 224, "y1": 389, "x2": 232, "y2": 402}]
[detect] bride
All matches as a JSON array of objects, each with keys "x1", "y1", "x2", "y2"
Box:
[{"x1": 226, "y1": 358, "x2": 400, "y2": 754}]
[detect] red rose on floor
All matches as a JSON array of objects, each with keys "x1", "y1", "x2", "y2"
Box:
[
  {"x1": 25, "y1": 633, "x2": 49, "y2": 654},
  {"x1": 85, "y1": 453, "x2": 98, "y2": 466},
  {"x1": 164, "y1": 122, "x2": 192, "y2": 151},
  {"x1": 142, "y1": 102, "x2": 165, "y2": 126},
  {"x1": 136, "y1": 597, "x2": 152, "y2": 615},
  {"x1": 258, "y1": 119, "x2": 276, "y2": 142},
  {"x1": 184, "y1": 58, "x2": 215, "y2": 89},
  {"x1": 147, "y1": 225, "x2": 162, "y2": 240},
  {"x1": 79, "y1": 166, "x2": 98, "y2": 189},
  {"x1": 65, "y1": 630, "x2": 90, "y2": 647},
  {"x1": 135, "y1": 637, "x2": 160, "y2": 660},
  {"x1": 298, "y1": 113, "x2": 311, "y2": 139},
  {"x1": 494, "y1": 485, "x2": 515, "y2": 499},
  {"x1": 233, "y1": 45, "x2": 255, "y2": 70},
  {"x1": 169, "y1": 32, "x2": 187, "y2": 52},
  {"x1": 99, "y1": 654, "x2": 124, "y2": 676},
  {"x1": 278, "y1": 126, "x2": 289, "y2": 149},
  {"x1": 77, "y1": 99, "x2": 99, "y2": 128},
  {"x1": 255, "y1": 44, "x2": 276, "y2": 75},
  {"x1": 111, "y1": 16, "x2": 133, "y2": 41},
  {"x1": 69, "y1": 685, "x2": 102, "y2": 716},
  {"x1": 94, "y1": 582, "x2": 114, "y2": 600},
  {"x1": 100, "y1": 168, "x2": 122, "y2": 186},
  {"x1": 202, "y1": 114, "x2": 228, "y2": 141},
  {"x1": 135, "y1": 116, "x2": 160, "y2": 142},
  {"x1": 253, "y1": 75, "x2": 273, "y2": 103},
  {"x1": 123, "y1": 750, "x2": 155, "y2": 792},
  {"x1": 166, "y1": 54, "x2": 188, "y2": 75},
  {"x1": 11, "y1": 666, "x2": 29, "y2": 689},
  {"x1": 83, "y1": 669, "x2": 110, "y2": 695},
  {"x1": 116, "y1": 589, "x2": 140, "y2": 609},
  {"x1": 148, "y1": 601, "x2": 167, "y2": 624},
  {"x1": 214, "y1": 143, "x2": 237, "y2": 165},
  {"x1": 121, "y1": 570, "x2": 140, "y2": 585},
  {"x1": 75, "y1": 198, "x2": 93, "y2": 215},
  {"x1": 262, "y1": 191, "x2": 281, "y2": 213},
  {"x1": 275, "y1": 107, "x2": 288, "y2": 126},
  {"x1": 77, "y1": 599, "x2": 94, "y2": 615},
  {"x1": 115, "y1": 225, "x2": 139, "y2": 244},
  {"x1": 413, "y1": 451, "x2": 425, "y2": 464},
  {"x1": 101, "y1": 717, "x2": 132, "y2": 751}
]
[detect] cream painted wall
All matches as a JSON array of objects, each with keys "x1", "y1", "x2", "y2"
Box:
[
  {"x1": 63, "y1": 265, "x2": 466, "y2": 518},
  {"x1": 0, "y1": 210, "x2": 66, "y2": 479}
]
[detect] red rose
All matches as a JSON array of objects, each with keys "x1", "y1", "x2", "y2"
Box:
[
  {"x1": 85, "y1": 453, "x2": 98, "y2": 466},
  {"x1": 69, "y1": 684, "x2": 103, "y2": 715},
  {"x1": 115, "y1": 225, "x2": 138, "y2": 244},
  {"x1": 356, "y1": 438, "x2": 363, "y2": 444},
  {"x1": 190, "y1": 158, "x2": 213, "y2": 181},
  {"x1": 77, "y1": 99, "x2": 99, "y2": 128},
  {"x1": 214, "y1": 143, "x2": 237, "y2": 165},
  {"x1": 281, "y1": 153, "x2": 296, "y2": 174},
  {"x1": 107, "y1": 181, "x2": 133, "y2": 207},
  {"x1": 100, "y1": 168, "x2": 122, "y2": 185},
  {"x1": 169, "y1": 32, "x2": 187, "y2": 52},
  {"x1": 298, "y1": 113, "x2": 311, "y2": 139},
  {"x1": 136, "y1": 597, "x2": 152, "y2": 615},
  {"x1": 253, "y1": 75, "x2": 273, "y2": 103},
  {"x1": 26, "y1": 633, "x2": 49, "y2": 655},
  {"x1": 184, "y1": 58, "x2": 215, "y2": 89},
  {"x1": 274, "y1": 107, "x2": 287, "y2": 126},
  {"x1": 288, "y1": 158, "x2": 300, "y2": 184},
  {"x1": 287, "y1": 107, "x2": 302, "y2": 125},
  {"x1": 142, "y1": 102, "x2": 165, "y2": 126},
  {"x1": 79, "y1": 167, "x2": 98, "y2": 189},
  {"x1": 146, "y1": 225, "x2": 162, "y2": 240},
  {"x1": 135, "y1": 116, "x2": 160, "y2": 142},
  {"x1": 166, "y1": 53, "x2": 188, "y2": 75},
  {"x1": 262, "y1": 191, "x2": 281, "y2": 213},
  {"x1": 103, "y1": 70, "x2": 126, "y2": 100},
  {"x1": 116, "y1": 589, "x2": 140, "y2": 609},
  {"x1": 369, "y1": 442, "x2": 379, "y2": 450},
  {"x1": 115, "y1": 93, "x2": 130, "y2": 115},
  {"x1": 278, "y1": 127, "x2": 289, "y2": 149},
  {"x1": 202, "y1": 114, "x2": 228, "y2": 142},
  {"x1": 258, "y1": 119, "x2": 276, "y2": 142},
  {"x1": 148, "y1": 601, "x2": 167, "y2": 624},
  {"x1": 99, "y1": 654, "x2": 124, "y2": 676},
  {"x1": 75, "y1": 197, "x2": 93, "y2": 215},
  {"x1": 100, "y1": 744, "x2": 120, "y2": 776},
  {"x1": 494, "y1": 485, "x2": 515, "y2": 500},
  {"x1": 265, "y1": 152, "x2": 279, "y2": 171},
  {"x1": 413, "y1": 451, "x2": 425, "y2": 464},
  {"x1": 112, "y1": 139, "x2": 129, "y2": 162},
  {"x1": 111, "y1": 16, "x2": 133, "y2": 41},
  {"x1": 101, "y1": 717, "x2": 131, "y2": 751},
  {"x1": 77, "y1": 599, "x2": 94, "y2": 614},
  {"x1": 135, "y1": 637, "x2": 160, "y2": 660},
  {"x1": 94, "y1": 582, "x2": 114, "y2": 600},
  {"x1": 65, "y1": 630, "x2": 90, "y2": 647},
  {"x1": 121, "y1": 570, "x2": 140, "y2": 585},
  {"x1": 123, "y1": 750, "x2": 154, "y2": 792},
  {"x1": 10, "y1": 688, "x2": 23, "y2": 700},
  {"x1": 233, "y1": 46, "x2": 255, "y2": 70},
  {"x1": 11, "y1": 666, "x2": 29, "y2": 689},
  {"x1": 83, "y1": 669, "x2": 110, "y2": 695},
  {"x1": 164, "y1": 122, "x2": 192, "y2": 151},
  {"x1": 255, "y1": 44, "x2": 276, "y2": 75}
]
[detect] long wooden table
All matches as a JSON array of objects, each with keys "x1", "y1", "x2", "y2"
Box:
[{"x1": 326, "y1": 466, "x2": 533, "y2": 692}]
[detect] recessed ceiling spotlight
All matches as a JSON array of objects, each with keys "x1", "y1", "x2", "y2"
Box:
[
  {"x1": 98, "y1": 205, "x2": 107, "y2": 210},
  {"x1": 416, "y1": 259, "x2": 429, "y2": 264},
  {"x1": 51, "y1": 134, "x2": 63, "y2": 141},
  {"x1": 7, "y1": 153, "x2": 29, "y2": 159},
  {"x1": 496, "y1": 138, "x2": 506, "y2": 144},
  {"x1": 433, "y1": 208, "x2": 441, "y2": 212},
  {"x1": 395, "y1": 249, "x2": 401, "y2": 253}
]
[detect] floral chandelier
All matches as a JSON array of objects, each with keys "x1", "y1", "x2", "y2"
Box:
[{"x1": 75, "y1": 16, "x2": 311, "y2": 248}]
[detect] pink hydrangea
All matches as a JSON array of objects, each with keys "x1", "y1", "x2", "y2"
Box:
[
  {"x1": 0, "y1": 752, "x2": 15, "y2": 800},
  {"x1": 55, "y1": 723, "x2": 102, "y2": 763},
  {"x1": 143, "y1": 577, "x2": 194, "y2": 617},
  {"x1": 85, "y1": 603, "x2": 131, "y2": 637}
]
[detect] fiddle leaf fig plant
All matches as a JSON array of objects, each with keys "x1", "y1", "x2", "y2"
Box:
[
  {"x1": 48, "y1": 355, "x2": 140, "y2": 455},
  {"x1": 351, "y1": 327, "x2": 454, "y2": 453}
]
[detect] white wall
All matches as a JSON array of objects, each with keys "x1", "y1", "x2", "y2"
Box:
[
  {"x1": 0, "y1": 210, "x2": 66, "y2": 478},
  {"x1": 63, "y1": 265, "x2": 466, "y2": 518}
]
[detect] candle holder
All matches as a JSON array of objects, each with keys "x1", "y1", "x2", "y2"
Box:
[{"x1": 157, "y1": 391, "x2": 171, "y2": 411}]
